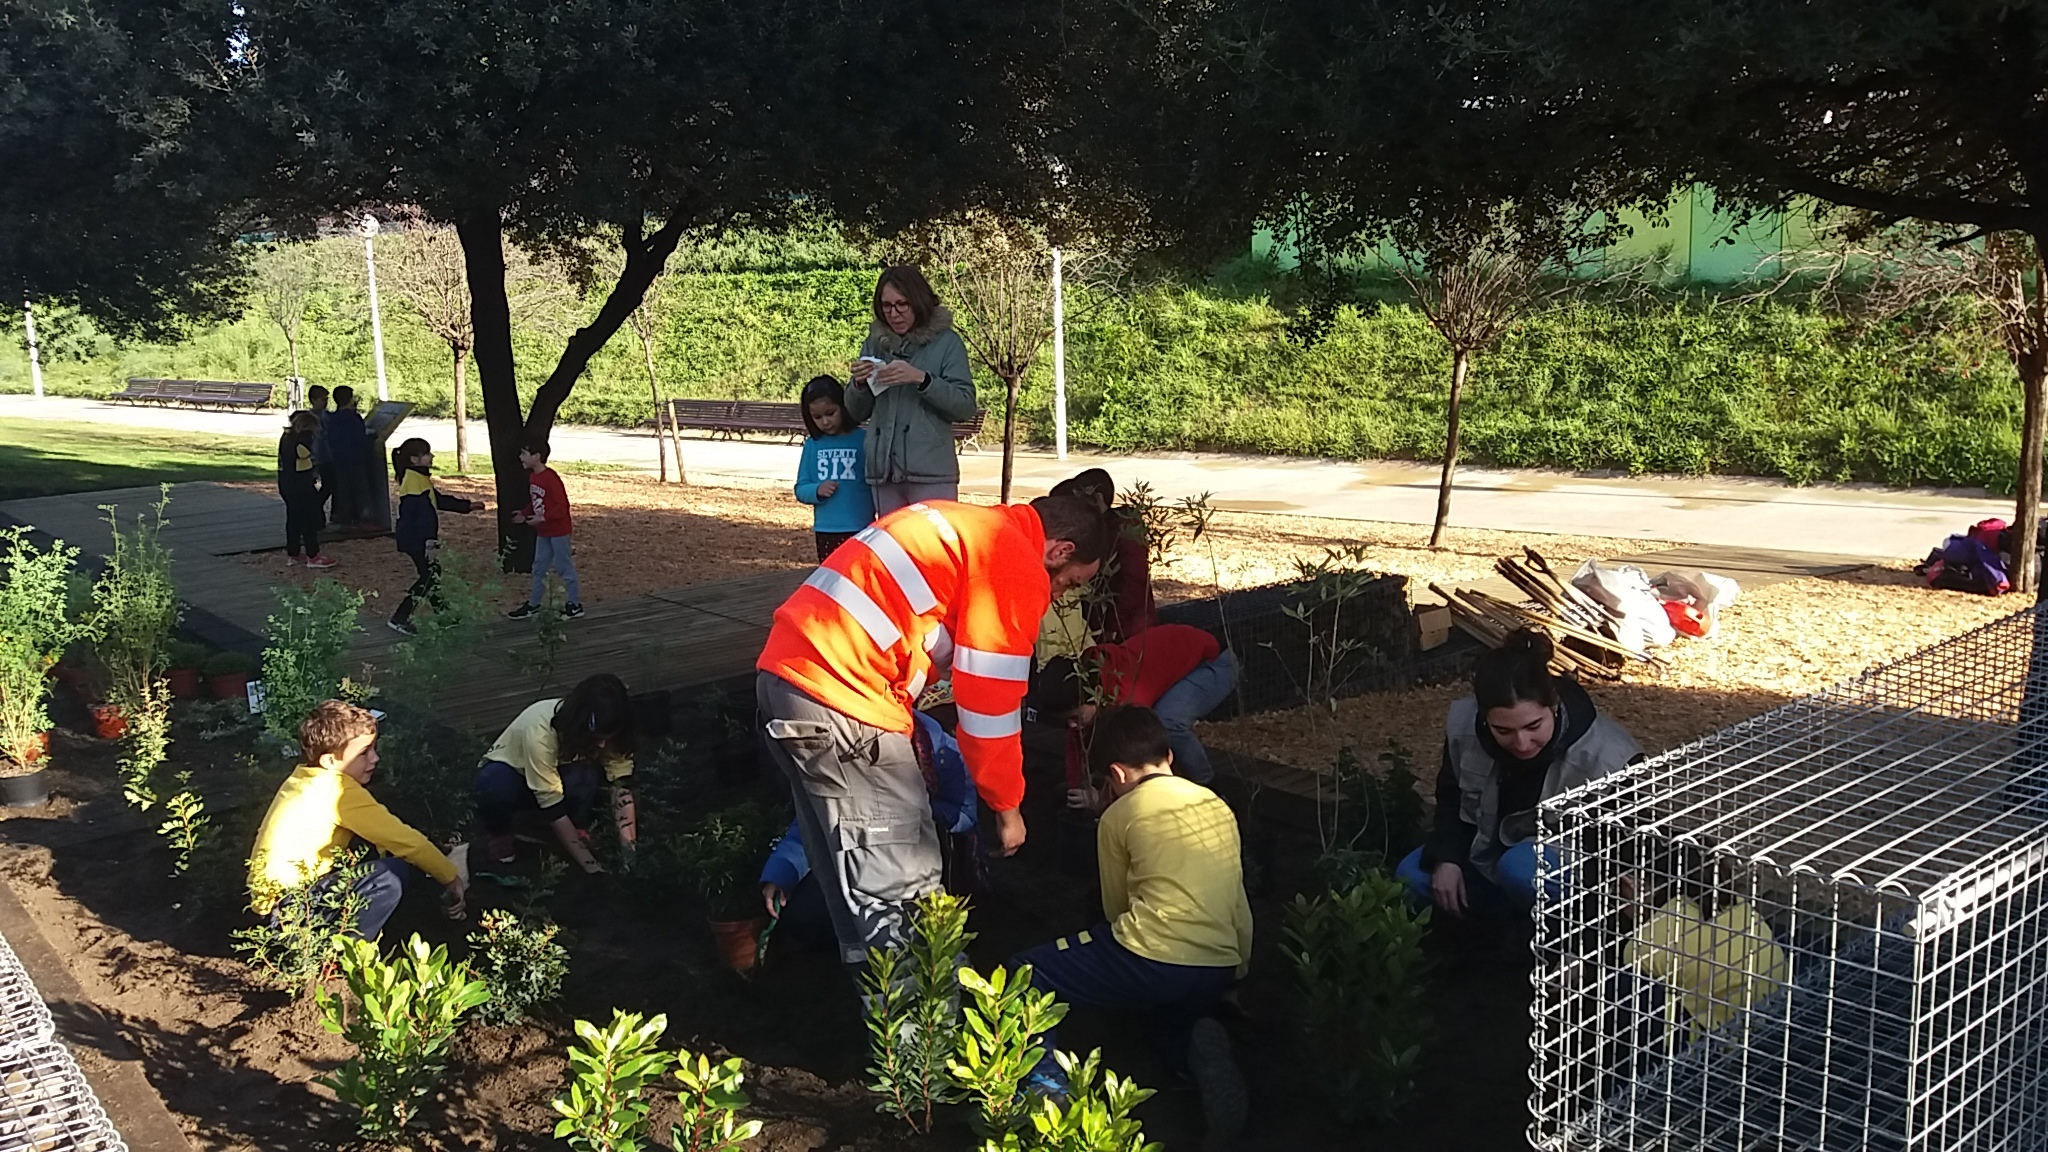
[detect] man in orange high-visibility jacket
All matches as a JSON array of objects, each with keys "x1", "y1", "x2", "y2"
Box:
[{"x1": 757, "y1": 495, "x2": 1110, "y2": 965}]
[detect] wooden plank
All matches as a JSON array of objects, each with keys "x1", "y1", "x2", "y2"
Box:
[{"x1": 1604, "y1": 544, "x2": 1876, "y2": 590}]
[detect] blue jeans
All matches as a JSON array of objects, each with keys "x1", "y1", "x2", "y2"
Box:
[
  {"x1": 288, "y1": 857, "x2": 412, "y2": 941},
  {"x1": 531, "y1": 534, "x2": 581, "y2": 605},
  {"x1": 1012, "y1": 924, "x2": 1235, "y2": 1081},
  {"x1": 1152, "y1": 651, "x2": 1239, "y2": 785},
  {"x1": 474, "y1": 758, "x2": 601, "y2": 837},
  {"x1": 1395, "y1": 841, "x2": 1560, "y2": 911}
]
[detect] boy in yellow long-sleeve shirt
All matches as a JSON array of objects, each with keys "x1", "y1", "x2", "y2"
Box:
[
  {"x1": 248, "y1": 700, "x2": 465, "y2": 939},
  {"x1": 1007, "y1": 705, "x2": 1251, "y2": 1146}
]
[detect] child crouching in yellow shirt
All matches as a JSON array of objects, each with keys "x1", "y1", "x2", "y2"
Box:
[
  {"x1": 1006, "y1": 705, "x2": 1251, "y2": 1145},
  {"x1": 247, "y1": 700, "x2": 465, "y2": 940}
]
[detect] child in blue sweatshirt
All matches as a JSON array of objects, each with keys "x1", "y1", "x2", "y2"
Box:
[{"x1": 794, "y1": 374, "x2": 874, "y2": 563}]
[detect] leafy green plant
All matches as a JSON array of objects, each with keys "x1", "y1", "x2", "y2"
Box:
[
  {"x1": 316, "y1": 933, "x2": 490, "y2": 1141},
  {"x1": 552, "y1": 1010, "x2": 675, "y2": 1152},
  {"x1": 386, "y1": 544, "x2": 495, "y2": 711},
  {"x1": 156, "y1": 774, "x2": 210, "y2": 875},
  {"x1": 949, "y1": 964, "x2": 1069, "y2": 1138},
  {"x1": 669, "y1": 1048, "x2": 765, "y2": 1152},
  {"x1": 1316, "y1": 740, "x2": 1427, "y2": 890},
  {"x1": 0, "y1": 527, "x2": 95, "y2": 772},
  {"x1": 655, "y1": 803, "x2": 786, "y2": 919},
  {"x1": 115, "y1": 676, "x2": 170, "y2": 810},
  {"x1": 232, "y1": 848, "x2": 374, "y2": 990},
  {"x1": 259, "y1": 579, "x2": 364, "y2": 745},
  {"x1": 1284, "y1": 873, "x2": 1431, "y2": 1124},
  {"x1": 467, "y1": 909, "x2": 569, "y2": 1026},
  {"x1": 90, "y1": 487, "x2": 179, "y2": 717},
  {"x1": 201, "y1": 649, "x2": 257, "y2": 676},
  {"x1": 164, "y1": 639, "x2": 208, "y2": 672},
  {"x1": 512, "y1": 579, "x2": 570, "y2": 688},
  {"x1": 1278, "y1": 544, "x2": 1385, "y2": 719},
  {"x1": 863, "y1": 890, "x2": 974, "y2": 1133},
  {"x1": 988, "y1": 1049, "x2": 1161, "y2": 1152}
]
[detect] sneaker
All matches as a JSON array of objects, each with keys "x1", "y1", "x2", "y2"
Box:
[
  {"x1": 1188, "y1": 1018, "x2": 1248, "y2": 1151},
  {"x1": 284, "y1": 554, "x2": 305, "y2": 567},
  {"x1": 506, "y1": 602, "x2": 541, "y2": 620},
  {"x1": 304, "y1": 554, "x2": 338, "y2": 570},
  {"x1": 387, "y1": 619, "x2": 417, "y2": 636},
  {"x1": 563, "y1": 602, "x2": 586, "y2": 619}
]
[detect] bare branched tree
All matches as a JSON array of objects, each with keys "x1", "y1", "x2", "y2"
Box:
[
  {"x1": 385, "y1": 216, "x2": 570, "y2": 473},
  {"x1": 625, "y1": 265, "x2": 682, "y2": 482},
  {"x1": 1769, "y1": 224, "x2": 2048, "y2": 591},
  {"x1": 896, "y1": 211, "x2": 1117, "y2": 502},
  {"x1": 254, "y1": 243, "x2": 318, "y2": 384},
  {"x1": 1398, "y1": 241, "x2": 1555, "y2": 547}
]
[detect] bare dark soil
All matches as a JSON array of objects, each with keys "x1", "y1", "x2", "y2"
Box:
[{"x1": 0, "y1": 685, "x2": 1537, "y2": 1151}]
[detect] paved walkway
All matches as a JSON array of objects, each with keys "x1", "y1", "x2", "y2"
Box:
[{"x1": 2, "y1": 393, "x2": 2013, "y2": 560}]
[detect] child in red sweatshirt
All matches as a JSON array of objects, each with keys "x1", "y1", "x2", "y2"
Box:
[
  {"x1": 1028, "y1": 622, "x2": 1238, "y2": 787},
  {"x1": 508, "y1": 438, "x2": 583, "y2": 620}
]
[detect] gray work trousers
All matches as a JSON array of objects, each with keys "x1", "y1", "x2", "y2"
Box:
[{"x1": 756, "y1": 672, "x2": 943, "y2": 965}]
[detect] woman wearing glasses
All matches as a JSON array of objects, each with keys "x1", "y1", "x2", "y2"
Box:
[{"x1": 846, "y1": 265, "x2": 979, "y2": 514}]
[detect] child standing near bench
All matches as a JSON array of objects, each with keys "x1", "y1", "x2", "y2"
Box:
[
  {"x1": 794, "y1": 375, "x2": 874, "y2": 563},
  {"x1": 507, "y1": 437, "x2": 583, "y2": 619},
  {"x1": 277, "y1": 410, "x2": 336, "y2": 569}
]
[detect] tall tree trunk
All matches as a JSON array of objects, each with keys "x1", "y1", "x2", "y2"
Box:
[
  {"x1": 452, "y1": 345, "x2": 471, "y2": 474},
  {"x1": 456, "y1": 210, "x2": 532, "y2": 571},
  {"x1": 1000, "y1": 370, "x2": 1022, "y2": 503},
  {"x1": 2018, "y1": 359, "x2": 2046, "y2": 594},
  {"x1": 639, "y1": 324, "x2": 668, "y2": 482},
  {"x1": 1997, "y1": 233, "x2": 2048, "y2": 595},
  {"x1": 522, "y1": 216, "x2": 690, "y2": 440},
  {"x1": 1429, "y1": 349, "x2": 1470, "y2": 548}
]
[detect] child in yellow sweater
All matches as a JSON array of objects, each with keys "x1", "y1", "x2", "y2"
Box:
[
  {"x1": 1007, "y1": 705, "x2": 1251, "y2": 1143},
  {"x1": 247, "y1": 700, "x2": 465, "y2": 939}
]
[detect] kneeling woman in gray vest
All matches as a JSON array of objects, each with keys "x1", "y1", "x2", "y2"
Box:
[{"x1": 1395, "y1": 629, "x2": 1642, "y2": 915}]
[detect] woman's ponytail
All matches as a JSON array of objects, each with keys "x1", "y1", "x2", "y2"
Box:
[
  {"x1": 1473, "y1": 627, "x2": 1559, "y2": 712},
  {"x1": 391, "y1": 436, "x2": 431, "y2": 481}
]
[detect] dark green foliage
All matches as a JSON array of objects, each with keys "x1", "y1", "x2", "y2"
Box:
[
  {"x1": 232, "y1": 847, "x2": 374, "y2": 990},
  {"x1": 863, "y1": 892, "x2": 974, "y2": 1133},
  {"x1": 1284, "y1": 874, "x2": 1431, "y2": 1124},
  {"x1": 641, "y1": 803, "x2": 786, "y2": 920},
  {"x1": 258, "y1": 579, "x2": 363, "y2": 746},
  {"x1": 468, "y1": 909, "x2": 570, "y2": 1027},
  {"x1": 1316, "y1": 741, "x2": 1428, "y2": 892}
]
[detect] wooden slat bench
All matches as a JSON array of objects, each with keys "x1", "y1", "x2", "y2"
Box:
[
  {"x1": 662, "y1": 398, "x2": 990, "y2": 449},
  {"x1": 110, "y1": 378, "x2": 275, "y2": 410}
]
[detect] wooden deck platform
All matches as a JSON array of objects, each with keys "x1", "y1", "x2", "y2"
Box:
[{"x1": 0, "y1": 481, "x2": 809, "y2": 735}]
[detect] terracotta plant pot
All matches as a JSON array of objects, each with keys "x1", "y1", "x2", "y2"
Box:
[
  {"x1": 0, "y1": 769, "x2": 50, "y2": 809},
  {"x1": 166, "y1": 668, "x2": 201, "y2": 699},
  {"x1": 90, "y1": 705, "x2": 127, "y2": 741},
  {"x1": 708, "y1": 916, "x2": 769, "y2": 973},
  {"x1": 209, "y1": 672, "x2": 250, "y2": 703}
]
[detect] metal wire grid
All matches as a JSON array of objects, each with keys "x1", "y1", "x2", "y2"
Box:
[
  {"x1": 1529, "y1": 607, "x2": 2048, "y2": 1152},
  {"x1": 0, "y1": 1040, "x2": 126, "y2": 1152}
]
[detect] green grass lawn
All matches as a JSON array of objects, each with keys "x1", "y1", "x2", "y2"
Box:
[{"x1": 0, "y1": 417, "x2": 275, "y2": 501}]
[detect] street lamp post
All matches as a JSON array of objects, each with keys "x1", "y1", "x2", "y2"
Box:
[
  {"x1": 22, "y1": 300, "x2": 43, "y2": 399},
  {"x1": 1052, "y1": 246, "x2": 1067, "y2": 461},
  {"x1": 359, "y1": 213, "x2": 390, "y2": 402}
]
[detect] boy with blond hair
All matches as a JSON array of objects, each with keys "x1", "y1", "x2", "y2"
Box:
[{"x1": 247, "y1": 700, "x2": 465, "y2": 939}]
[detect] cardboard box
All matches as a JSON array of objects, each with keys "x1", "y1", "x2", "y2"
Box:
[{"x1": 1415, "y1": 604, "x2": 1452, "y2": 651}]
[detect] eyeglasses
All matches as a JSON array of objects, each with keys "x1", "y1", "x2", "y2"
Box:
[{"x1": 880, "y1": 301, "x2": 915, "y2": 313}]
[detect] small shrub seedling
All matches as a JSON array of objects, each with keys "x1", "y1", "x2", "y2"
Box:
[
  {"x1": 863, "y1": 891, "x2": 974, "y2": 1133},
  {"x1": 669, "y1": 1048, "x2": 765, "y2": 1152},
  {"x1": 993, "y1": 1049, "x2": 1161, "y2": 1152},
  {"x1": 156, "y1": 774, "x2": 210, "y2": 875},
  {"x1": 115, "y1": 677, "x2": 170, "y2": 811},
  {"x1": 315, "y1": 934, "x2": 490, "y2": 1141},
  {"x1": 0, "y1": 527, "x2": 95, "y2": 770},
  {"x1": 948, "y1": 964, "x2": 1068, "y2": 1138},
  {"x1": 259, "y1": 579, "x2": 364, "y2": 745},
  {"x1": 232, "y1": 848, "x2": 374, "y2": 990},
  {"x1": 1316, "y1": 740, "x2": 1428, "y2": 890},
  {"x1": 467, "y1": 909, "x2": 569, "y2": 1026},
  {"x1": 1284, "y1": 872, "x2": 1431, "y2": 1124},
  {"x1": 552, "y1": 1010, "x2": 675, "y2": 1152}
]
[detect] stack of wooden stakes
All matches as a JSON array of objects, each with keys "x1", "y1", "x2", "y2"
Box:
[{"x1": 1428, "y1": 548, "x2": 1667, "y2": 680}]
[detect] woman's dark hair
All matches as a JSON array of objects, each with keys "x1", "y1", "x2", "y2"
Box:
[
  {"x1": 872, "y1": 265, "x2": 941, "y2": 331},
  {"x1": 391, "y1": 436, "x2": 431, "y2": 480},
  {"x1": 799, "y1": 375, "x2": 853, "y2": 438},
  {"x1": 1050, "y1": 468, "x2": 1116, "y2": 512},
  {"x1": 1473, "y1": 628, "x2": 1559, "y2": 712},
  {"x1": 553, "y1": 673, "x2": 637, "y2": 761}
]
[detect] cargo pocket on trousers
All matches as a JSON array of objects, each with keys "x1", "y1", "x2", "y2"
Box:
[
  {"x1": 764, "y1": 718, "x2": 851, "y2": 800},
  {"x1": 838, "y1": 821, "x2": 933, "y2": 906}
]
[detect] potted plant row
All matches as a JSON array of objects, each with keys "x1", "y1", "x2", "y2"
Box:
[
  {"x1": 204, "y1": 650, "x2": 258, "y2": 703},
  {"x1": 654, "y1": 804, "x2": 786, "y2": 973},
  {"x1": 165, "y1": 640, "x2": 209, "y2": 699}
]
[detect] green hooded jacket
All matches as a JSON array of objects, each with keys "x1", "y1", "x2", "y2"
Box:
[{"x1": 846, "y1": 306, "x2": 979, "y2": 485}]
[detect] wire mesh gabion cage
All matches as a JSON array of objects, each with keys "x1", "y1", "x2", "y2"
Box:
[{"x1": 1531, "y1": 607, "x2": 2048, "y2": 1152}]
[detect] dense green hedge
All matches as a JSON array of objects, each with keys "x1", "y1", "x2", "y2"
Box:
[{"x1": 0, "y1": 255, "x2": 2023, "y2": 492}]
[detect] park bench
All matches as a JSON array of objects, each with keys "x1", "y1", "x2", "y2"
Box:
[
  {"x1": 110, "y1": 378, "x2": 275, "y2": 410},
  {"x1": 660, "y1": 397, "x2": 990, "y2": 452}
]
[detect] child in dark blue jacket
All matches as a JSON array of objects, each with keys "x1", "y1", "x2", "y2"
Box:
[
  {"x1": 388, "y1": 437, "x2": 485, "y2": 635},
  {"x1": 794, "y1": 375, "x2": 875, "y2": 563}
]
